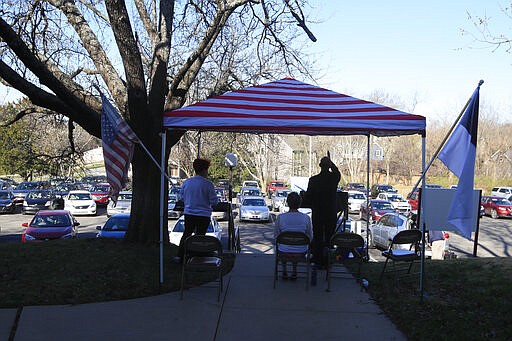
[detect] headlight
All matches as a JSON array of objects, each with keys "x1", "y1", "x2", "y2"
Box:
[
  {"x1": 23, "y1": 201, "x2": 28, "y2": 206},
  {"x1": 45, "y1": 201, "x2": 52, "y2": 206},
  {"x1": 24, "y1": 234, "x2": 35, "y2": 241}
]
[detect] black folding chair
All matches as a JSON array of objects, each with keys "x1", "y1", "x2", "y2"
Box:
[
  {"x1": 380, "y1": 229, "x2": 422, "y2": 280},
  {"x1": 180, "y1": 235, "x2": 223, "y2": 301},
  {"x1": 274, "y1": 231, "x2": 311, "y2": 290},
  {"x1": 326, "y1": 232, "x2": 365, "y2": 291}
]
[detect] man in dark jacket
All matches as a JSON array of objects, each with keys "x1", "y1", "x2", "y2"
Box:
[{"x1": 304, "y1": 154, "x2": 340, "y2": 268}]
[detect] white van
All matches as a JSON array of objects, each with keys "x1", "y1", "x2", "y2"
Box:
[{"x1": 490, "y1": 187, "x2": 512, "y2": 198}]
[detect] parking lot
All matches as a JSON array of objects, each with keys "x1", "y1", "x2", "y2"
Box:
[{"x1": 2, "y1": 207, "x2": 512, "y2": 261}]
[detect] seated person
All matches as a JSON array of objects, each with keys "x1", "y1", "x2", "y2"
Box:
[{"x1": 274, "y1": 192, "x2": 313, "y2": 280}]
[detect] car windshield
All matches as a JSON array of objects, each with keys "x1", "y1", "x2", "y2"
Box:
[
  {"x1": 243, "y1": 189, "x2": 260, "y2": 196},
  {"x1": 276, "y1": 191, "x2": 290, "y2": 197},
  {"x1": 0, "y1": 192, "x2": 11, "y2": 199},
  {"x1": 27, "y1": 191, "x2": 53, "y2": 199},
  {"x1": 17, "y1": 183, "x2": 39, "y2": 190},
  {"x1": 118, "y1": 193, "x2": 132, "y2": 201},
  {"x1": 92, "y1": 185, "x2": 109, "y2": 192},
  {"x1": 272, "y1": 182, "x2": 284, "y2": 187},
  {"x1": 350, "y1": 193, "x2": 365, "y2": 199},
  {"x1": 172, "y1": 219, "x2": 214, "y2": 233},
  {"x1": 103, "y1": 217, "x2": 130, "y2": 231},
  {"x1": 243, "y1": 198, "x2": 266, "y2": 206},
  {"x1": 493, "y1": 198, "x2": 512, "y2": 205},
  {"x1": 387, "y1": 194, "x2": 404, "y2": 202},
  {"x1": 372, "y1": 201, "x2": 394, "y2": 210},
  {"x1": 31, "y1": 214, "x2": 71, "y2": 227},
  {"x1": 69, "y1": 193, "x2": 92, "y2": 200}
]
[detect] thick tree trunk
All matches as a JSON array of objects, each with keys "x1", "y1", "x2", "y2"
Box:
[{"x1": 126, "y1": 141, "x2": 166, "y2": 244}]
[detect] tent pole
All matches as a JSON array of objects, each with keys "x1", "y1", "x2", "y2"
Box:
[
  {"x1": 420, "y1": 134, "x2": 426, "y2": 301},
  {"x1": 197, "y1": 131, "x2": 201, "y2": 158},
  {"x1": 159, "y1": 130, "x2": 167, "y2": 287},
  {"x1": 365, "y1": 134, "x2": 370, "y2": 259}
]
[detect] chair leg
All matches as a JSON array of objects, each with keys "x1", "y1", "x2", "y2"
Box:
[
  {"x1": 380, "y1": 258, "x2": 389, "y2": 279},
  {"x1": 273, "y1": 256, "x2": 278, "y2": 289}
]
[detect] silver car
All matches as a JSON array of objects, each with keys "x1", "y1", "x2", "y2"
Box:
[
  {"x1": 107, "y1": 191, "x2": 132, "y2": 217},
  {"x1": 271, "y1": 189, "x2": 291, "y2": 212},
  {"x1": 367, "y1": 212, "x2": 413, "y2": 249},
  {"x1": 239, "y1": 196, "x2": 270, "y2": 222}
]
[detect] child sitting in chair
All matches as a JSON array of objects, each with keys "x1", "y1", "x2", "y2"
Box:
[{"x1": 275, "y1": 192, "x2": 313, "y2": 280}]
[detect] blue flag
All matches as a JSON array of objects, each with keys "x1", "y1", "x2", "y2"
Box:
[{"x1": 438, "y1": 83, "x2": 481, "y2": 239}]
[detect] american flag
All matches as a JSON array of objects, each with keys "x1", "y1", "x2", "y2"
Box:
[{"x1": 101, "y1": 94, "x2": 139, "y2": 201}]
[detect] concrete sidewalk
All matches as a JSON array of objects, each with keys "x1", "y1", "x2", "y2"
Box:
[{"x1": 2, "y1": 253, "x2": 405, "y2": 341}]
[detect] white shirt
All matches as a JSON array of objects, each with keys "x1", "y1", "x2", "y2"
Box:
[
  {"x1": 275, "y1": 211, "x2": 313, "y2": 253},
  {"x1": 179, "y1": 175, "x2": 218, "y2": 217}
]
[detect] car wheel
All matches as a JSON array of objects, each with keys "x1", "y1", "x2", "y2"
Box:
[{"x1": 491, "y1": 209, "x2": 498, "y2": 219}]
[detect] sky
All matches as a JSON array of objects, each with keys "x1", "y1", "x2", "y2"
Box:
[
  {"x1": 306, "y1": 1, "x2": 512, "y2": 124},
  {"x1": 2, "y1": 1, "x2": 511, "y2": 125}
]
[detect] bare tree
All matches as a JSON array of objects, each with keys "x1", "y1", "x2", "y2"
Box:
[{"x1": 0, "y1": 1, "x2": 317, "y2": 244}]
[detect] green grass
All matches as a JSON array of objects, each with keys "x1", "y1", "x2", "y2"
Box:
[
  {"x1": 353, "y1": 258, "x2": 512, "y2": 340},
  {"x1": 0, "y1": 239, "x2": 234, "y2": 308},
  {"x1": 2, "y1": 240, "x2": 512, "y2": 339}
]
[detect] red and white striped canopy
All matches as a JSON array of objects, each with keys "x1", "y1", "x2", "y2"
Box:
[{"x1": 163, "y1": 78, "x2": 426, "y2": 136}]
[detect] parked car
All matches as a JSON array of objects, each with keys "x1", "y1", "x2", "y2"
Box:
[
  {"x1": 367, "y1": 212, "x2": 414, "y2": 249},
  {"x1": 64, "y1": 190, "x2": 97, "y2": 216},
  {"x1": 343, "y1": 182, "x2": 367, "y2": 193},
  {"x1": 21, "y1": 210, "x2": 79, "y2": 242},
  {"x1": 22, "y1": 190, "x2": 57, "y2": 214},
  {"x1": 407, "y1": 190, "x2": 420, "y2": 213},
  {"x1": 167, "y1": 193, "x2": 182, "y2": 219},
  {"x1": 90, "y1": 183, "x2": 110, "y2": 206},
  {"x1": 490, "y1": 187, "x2": 512, "y2": 199},
  {"x1": 169, "y1": 185, "x2": 182, "y2": 200},
  {"x1": 347, "y1": 190, "x2": 366, "y2": 214},
  {"x1": 266, "y1": 180, "x2": 286, "y2": 198},
  {"x1": 370, "y1": 184, "x2": 397, "y2": 198},
  {"x1": 81, "y1": 175, "x2": 108, "y2": 183},
  {"x1": 239, "y1": 196, "x2": 270, "y2": 222},
  {"x1": 215, "y1": 187, "x2": 228, "y2": 202},
  {"x1": 271, "y1": 189, "x2": 292, "y2": 212},
  {"x1": 53, "y1": 183, "x2": 81, "y2": 198},
  {"x1": 0, "y1": 177, "x2": 18, "y2": 189},
  {"x1": 96, "y1": 213, "x2": 130, "y2": 238},
  {"x1": 0, "y1": 190, "x2": 15, "y2": 214},
  {"x1": 359, "y1": 199, "x2": 396, "y2": 222},
  {"x1": 481, "y1": 196, "x2": 512, "y2": 219},
  {"x1": 107, "y1": 191, "x2": 132, "y2": 217},
  {"x1": 377, "y1": 192, "x2": 411, "y2": 214},
  {"x1": 168, "y1": 214, "x2": 222, "y2": 246},
  {"x1": 237, "y1": 186, "x2": 263, "y2": 205},
  {"x1": 12, "y1": 181, "x2": 49, "y2": 205}
]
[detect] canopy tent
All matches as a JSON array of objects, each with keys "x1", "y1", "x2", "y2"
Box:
[
  {"x1": 163, "y1": 78, "x2": 426, "y2": 136},
  {"x1": 159, "y1": 78, "x2": 428, "y2": 294}
]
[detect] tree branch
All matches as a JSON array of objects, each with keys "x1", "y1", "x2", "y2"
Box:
[{"x1": 47, "y1": 0, "x2": 127, "y2": 108}]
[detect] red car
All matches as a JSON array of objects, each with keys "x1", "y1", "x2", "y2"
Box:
[
  {"x1": 266, "y1": 180, "x2": 286, "y2": 198},
  {"x1": 407, "y1": 190, "x2": 419, "y2": 213},
  {"x1": 90, "y1": 183, "x2": 111, "y2": 206},
  {"x1": 359, "y1": 199, "x2": 397, "y2": 222},
  {"x1": 481, "y1": 196, "x2": 512, "y2": 219},
  {"x1": 21, "y1": 210, "x2": 79, "y2": 242}
]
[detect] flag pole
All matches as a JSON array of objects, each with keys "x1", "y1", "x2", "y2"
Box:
[{"x1": 410, "y1": 80, "x2": 484, "y2": 194}]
